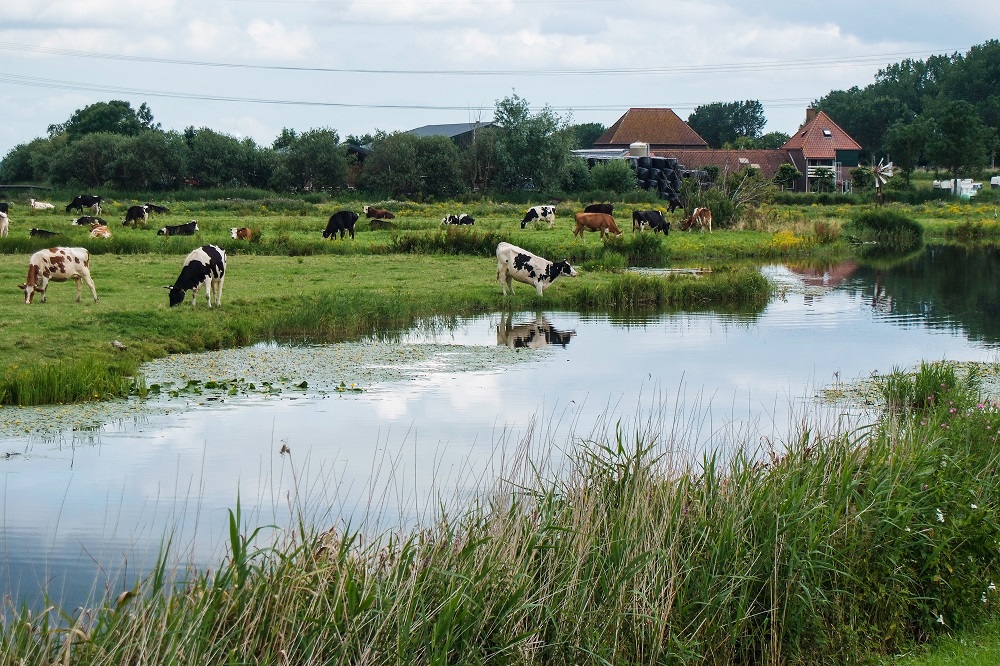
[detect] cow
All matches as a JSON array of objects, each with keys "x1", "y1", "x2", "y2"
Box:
[
  {"x1": 29, "y1": 228, "x2": 60, "y2": 239},
  {"x1": 497, "y1": 314, "x2": 576, "y2": 349},
  {"x1": 166, "y1": 245, "x2": 226, "y2": 308},
  {"x1": 123, "y1": 205, "x2": 149, "y2": 227},
  {"x1": 145, "y1": 203, "x2": 171, "y2": 214},
  {"x1": 89, "y1": 223, "x2": 112, "y2": 239},
  {"x1": 632, "y1": 210, "x2": 670, "y2": 234},
  {"x1": 679, "y1": 207, "x2": 712, "y2": 233},
  {"x1": 323, "y1": 210, "x2": 359, "y2": 240},
  {"x1": 496, "y1": 241, "x2": 577, "y2": 297},
  {"x1": 441, "y1": 214, "x2": 475, "y2": 225},
  {"x1": 72, "y1": 215, "x2": 108, "y2": 226},
  {"x1": 520, "y1": 205, "x2": 556, "y2": 229},
  {"x1": 573, "y1": 212, "x2": 622, "y2": 239},
  {"x1": 363, "y1": 206, "x2": 395, "y2": 219},
  {"x1": 230, "y1": 227, "x2": 253, "y2": 240},
  {"x1": 65, "y1": 195, "x2": 103, "y2": 215},
  {"x1": 0, "y1": 211, "x2": 7, "y2": 238},
  {"x1": 157, "y1": 220, "x2": 199, "y2": 236},
  {"x1": 0, "y1": 202, "x2": 8, "y2": 214},
  {"x1": 28, "y1": 199, "x2": 55, "y2": 210},
  {"x1": 584, "y1": 203, "x2": 614, "y2": 215},
  {"x1": 18, "y1": 247, "x2": 97, "y2": 304}
]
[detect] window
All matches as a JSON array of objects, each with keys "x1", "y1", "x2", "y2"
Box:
[{"x1": 822, "y1": 129, "x2": 832, "y2": 137}]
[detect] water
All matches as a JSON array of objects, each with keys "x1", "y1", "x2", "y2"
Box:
[{"x1": 3, "y1": 244, "x2": 1000, "y2": 612}]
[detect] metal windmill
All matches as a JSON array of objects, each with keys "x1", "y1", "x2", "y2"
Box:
[{"x1": 872, "y1": 158, "x2": 893, "y2": 205}]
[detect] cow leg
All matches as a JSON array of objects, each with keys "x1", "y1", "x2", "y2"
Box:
[
  {"x1": 203, "y1": 280, "x2": 213, "y2": 308},
  {"x1": 535, "y1": 281, "x2": 544, "y2": 297},
  {"x1": 214, "y1": 277, "x2": 225, "y2": 307},
  {"x1": 83, "y1": 275, "x2": 98, "y2": 302}
]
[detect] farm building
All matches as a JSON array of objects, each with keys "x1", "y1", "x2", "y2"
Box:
[
  {"x1": 781, "y1": 109, "x2": 861, "y2": 192},
  {"x1": 593, "y1": 108, "x2": 709, "y2": 151}
]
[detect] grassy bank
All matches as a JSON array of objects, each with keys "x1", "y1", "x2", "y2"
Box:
[
  {"x1": 2, "y1": 363, "x2": 999, "y2": 664},
  {"x1": 0, "y1": 252, "x2": 769, "y2": 405}
]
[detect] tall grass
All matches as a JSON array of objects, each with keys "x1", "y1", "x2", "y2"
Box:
[
  {"x1": 572, "y1": 267, "x2": 771, "y2": 310},
  {"x1": 8, "y1": 369, "x2": 999, "y2": 664},
  {"x1": 0, "y1": 355, "x2": 141, "y2": 405}
]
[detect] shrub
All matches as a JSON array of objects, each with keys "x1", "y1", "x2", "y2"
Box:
[
  {"x1": 589, "y1": 160, "x2": 638, "y2": 194},
  {"x1": 846, "y1": 208, "x2": 923, "y2": 249}
]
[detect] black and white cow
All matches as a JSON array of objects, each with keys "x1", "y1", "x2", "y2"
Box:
[
  {"x1": 157, "y1": 220, "x2": 199, "y2": 236},
  {"x1": 145, "y1": 203, "x2": 171, "y2": 214},
  {"x1": 497, "y1": 314, "x2": 576, "y2": 349},
  {"x1": 123, "y1": 205, "x2": 149, "y2": 227},
  {"x1": 72, "y1": 215, "x2": 108, "y2": 226},
  {"x1": 65, "y1": 195, "x2": 103, "y2": 215},
  {"x1": 496, "y1": 241, "x2": 577, "y2": 296},
  {"x1": 323, "y1": 210, "x2": 359, "y2": 240},
  {"x1": 166, "y1": 245, "x2": 226, "y2": 308},
  {"x1": 584, "y1": 203, "x2": 613, "y2": 215},
  {"x1": 632, "y1": 210, "x2": 670, "y2": 234},
  {"x1": 520, "y1": 205, "x2": 556, "y2": 229},
  {"x1": 0, "y1": 211, "x2": 7, "y2": 239},
  {"x1": 441, "y1": 213, "x2": 475, "y2": 225},
  {"x1": 29, "y1": 228, "x2": 60, "y2": 238}
]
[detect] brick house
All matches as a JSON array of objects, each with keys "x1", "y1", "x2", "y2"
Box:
[{"x1": 781, "y1": 109, "x2": 862, "y2": 192}]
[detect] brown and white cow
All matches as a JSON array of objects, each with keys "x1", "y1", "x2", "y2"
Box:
[
  {"x1": 680, "y1": 207, "x2": 712, "y2": 233},
  {"x1": 230, "y1": 227, "x2": 252, "y2": 240},
  {"x1": 18, "y1": 247, "x2": 98, "y2": 304},
  {"x1": 89, "y1": 223, "x2": 112, "y2": 239},
  {"x1": 573, "y1": 212, "x2": 622, "y2": 239},
  {"x1": 363, "y1": 206, "x2": 395, "y2": 219},
  {"x1": 496, "y1": 242, "x2": 577, "y2": 297}
]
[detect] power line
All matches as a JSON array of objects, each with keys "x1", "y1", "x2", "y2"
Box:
[{"x1": 0, "y1": 41, "x2": 964, "y2": 77}]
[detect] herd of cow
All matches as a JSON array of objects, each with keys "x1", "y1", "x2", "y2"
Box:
[{"x1": 7, "y1": 195, "x2": 712, "y2": 306}]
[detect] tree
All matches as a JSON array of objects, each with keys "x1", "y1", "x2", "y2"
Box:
[
  {"x1": 414, "y1": 135, "x2": 464, "y2": 197},
  {"x1": 491, "y1": 93, "x2": 573, "y2": 192},
  {"x1": 756, "y1": 131, "x2": 791, "y2": 149},
  {"x1": 924, "y1": 98, "x2": 995, "y2": 184},
  {"x1": 0, "y1": 138, "x2": 60, "y2": 184},
  {"x1": 54, "y1": 101, "x2": 159, "y2": 143},
  {"x1": 567, "y1": 122, "x2": 606, "y2": 149},
  {"x1": 359, "y1": 132, "x2": 422, "y2": 197},
  {"x1": 773, "y1": 163, "x2": 802, "y2": 190},
  {"x1": 687, "y1": 100, "x2": 766, "y2": 148},
  {"x1": 185, "y1": 128, "x2": 256, "y2": 187},
  {"x1": 110, "y1": 131, "x2": 188, "y2": 190},
  {"x1": 273, "y1": 128, "x2": 347, "y2": 191},
  {"x1": 884, "y1": 116, "x2": 931, "y2": 187},
  {"x1": 48, "y1": 132, "x2": 129, "y2": 187}
]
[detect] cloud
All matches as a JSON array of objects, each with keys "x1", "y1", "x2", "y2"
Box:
[{"x1": 246, "y1": 20, "x2": 315, "y2": 61}]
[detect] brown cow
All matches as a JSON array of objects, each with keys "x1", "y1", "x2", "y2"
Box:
[
  {"x1": 18, "y1": 247, "x2": 97, "y2": 304},
  {"x1": 89, "y1": 223, "x2": 112, "y2": 239},
  {"x1": 680, "y1": 207, "x2": 712, "y2": 233},
  {"x1": 573, "y1": 212, "x2": 622, "y2": 239},
  {"x1": 230, "y1": 227, "x2": 253, "y2": 240},
  {"x1": 363, "y1": 205, "x2": 395, "y2": 219}
]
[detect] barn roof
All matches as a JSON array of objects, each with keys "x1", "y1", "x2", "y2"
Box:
[
  {"x1": 406, "y1": 122, "x2": 493, "y2": 138},
  {"x1": 654, "y1": 149, "x2": 794, "y2": 180},
  {"x1": 595, "y1": 108, "x2": 708, "y2": 149},
  {"x1": 782, "y1": 110, "x2": 861, "y2": 159}
]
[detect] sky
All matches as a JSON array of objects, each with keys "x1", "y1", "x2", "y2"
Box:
[{"x1": 1, "y1": 0, "x2": 999, "y2": 159}]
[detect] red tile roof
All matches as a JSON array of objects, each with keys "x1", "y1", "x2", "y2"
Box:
[
  {"x1": 782, "y1": 110, "x2": 861, "y2": 159},
  {"x1": 651, "y1": 149, "x2": 793, "y2": 180},
  {"x1": 595, "y1": 108, "x2": 708, "y2": 149}
]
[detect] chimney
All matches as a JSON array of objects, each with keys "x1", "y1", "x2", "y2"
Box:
[{"x1": 806, "y1": 107, "x2": 818, "y2": 124}]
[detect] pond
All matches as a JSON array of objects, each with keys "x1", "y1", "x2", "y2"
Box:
[{"x1": 3, "y1": 243, "x2": 1000, "y2": 612}]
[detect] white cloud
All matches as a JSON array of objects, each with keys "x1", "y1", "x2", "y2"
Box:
[{"x1": 246, "y1": 20, "x2": 315, "y2": 61}]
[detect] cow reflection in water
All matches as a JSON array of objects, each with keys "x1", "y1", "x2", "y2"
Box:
[{"x1": 497, "y1": 315, "x2": 576, "y2": 349}]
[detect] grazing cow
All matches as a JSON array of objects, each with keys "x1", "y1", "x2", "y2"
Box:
[
  {"x1": 166, "y1": 245, "x2": 226, "y2": 307},
  {"x1": 496, "y1": 241, "x2": 577, "y2": 297},
  {"x1": 520, "y1": 205, "x2": 556, "y2": 229},
  {"x1": 0, "y1": 211, "x2": 7, "y2": 238},
  {"x1": 363, "y1": 206, "x2": 395, "y2": 220},
  {"x1": 573, "y1": 212, "x2": 622, "y2": 239},
  {"x1": 157, "y1": 220, "x2": 199, "y2": 236},
  {"x1": 18, "y1": 247, "x2": 97, "y2": 304},
  {"x1": 584, "y1": 203, "x2": 614, "y2": 215},
  {"x1": 72, "y1": 215, "x2": 108, "y2": 226},
  {"x1": 65, "y1": 195, "x2": 103, "y2": 215},
  {"x1": 145, "y1": 203, "x2": 171, "y2": 214},
  {"x1": 323, "y1": 210, "x2": 359, "y2": 240},
  {"x1": 441, "y1": 213, "x2": 475, "y2": 225},
  {"x1": 123, "y1": 205, "x2": 149, "y2": 227},
  {"x1": 230, "y1": 227, "x2": 252, "y2": 240},
  {"x1": 632, "y1": 210, "x2": 670, "y2": 234},
  {"x1": 497, "y1": 314, "x2": 576, "y2": 349},
  {"x1": 89, "y1": 223, "x2": 112, "y2": 239},
  {"x1": 28, "y1": 199, "x2": 55, "y2": 210},
  {"x1": 29, "y1": 228, "x2": 60, "y2": 239},
  {"x1": 679, "y1": 207, "x2": 712, "y2": 233}
]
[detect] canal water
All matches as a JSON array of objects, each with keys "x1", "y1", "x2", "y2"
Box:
[{"x1": 2, "y1": 244, "x2": 1000, "y2": 612}]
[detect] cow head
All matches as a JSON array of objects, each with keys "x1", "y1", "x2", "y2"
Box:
[
  {"x1": 554, "y1": 260, "x2": 578, "y2": 278},
  {"x1": 165, "y1": 285, "x2": 186, "y2": 307},
  {"x1": 230, "y1": 228, "x2": 239, "y2": 239}
]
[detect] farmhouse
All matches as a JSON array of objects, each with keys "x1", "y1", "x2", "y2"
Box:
[{"x1": 781, "y1": 109, "x2": 862, "y2": 193}]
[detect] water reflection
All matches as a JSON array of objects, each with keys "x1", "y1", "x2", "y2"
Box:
[{"x1": 496, "y1": 314, "x2": 577, "y2": 349}]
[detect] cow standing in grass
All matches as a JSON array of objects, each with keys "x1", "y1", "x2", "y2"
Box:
[
  {"x1": 496, "y1": 242, "x2": 577, "y2": 296},
  {"x1": 166, "y1": 245, "x2": 226, "y2": 308},
  {"x1": 18, "y1": 247, "x2": 98, "y2": 304}
]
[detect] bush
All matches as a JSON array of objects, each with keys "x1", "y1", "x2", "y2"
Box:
[
  {"x1": 589, "y1": 160, "x2": 638, "y2": 194},
  {"x1": 846, "y1": 208, "x2": 923, "y2": 249}
]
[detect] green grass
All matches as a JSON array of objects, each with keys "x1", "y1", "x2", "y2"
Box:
[
  {"x1": 887, "y1": 621, "x2": 1000, "y2": 665},
  {"x1": 3, "y1": 363, "x2": 1000, "y2": 664}
]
